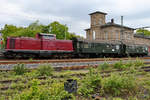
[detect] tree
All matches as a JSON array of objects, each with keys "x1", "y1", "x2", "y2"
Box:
[
  {"x1": 1, "y1": 24, "x2": 23, "y2": 42},
  {"x1": 12, "y1": 20, "x2": 43, "y2": 37},
  {"x1": 1, "y1": 21, "x2": 82, "y2": 43},
  {"x1": 136, "y1": 29, "x2": 150, "y2": 36},
  {"x1": 47, "y1": 21, "x2": 70, "y2": 39}
]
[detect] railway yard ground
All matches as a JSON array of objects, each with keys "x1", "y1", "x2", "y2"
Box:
[{"x1": 1, "y1": 57, "x2": 150, "y2": 99}]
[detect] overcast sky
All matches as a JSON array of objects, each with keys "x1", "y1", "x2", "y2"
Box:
[{"x1": 0, "y1": 0, "x2": 150, "y2": 37}]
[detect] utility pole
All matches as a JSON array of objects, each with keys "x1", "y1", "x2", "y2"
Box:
[
  {"x1": 65, "y1": 24, "x2": 67, "y2": 40},
  {"x1": 121, "y1": 16, "x2": 123, "y2": 42}
]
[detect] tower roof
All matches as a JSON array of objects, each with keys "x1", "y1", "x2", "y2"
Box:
[
  {"x1": 89, "y1": 11, "x2": 107, "y2": 15},
  {"x1": 101, "y1": 22, "x2": 135, "y2": 30}
]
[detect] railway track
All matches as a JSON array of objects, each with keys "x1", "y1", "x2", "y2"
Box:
[
  {"x1": 0, "y1": 56, "x2": 150, "y2": 63},
  {"x1": 0, "y1": 56, "x2": 150, "y2": 64},
  {"x1": 0, "y1": 57, "x2": 150, "y2": 71},
  {"x1": 0, "y1": 59, "x2": 150, "y2": 71}
]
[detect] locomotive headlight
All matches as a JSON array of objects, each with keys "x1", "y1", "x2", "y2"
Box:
[{"x1": 116, "y1": 45, "x2": 119, "y2": 50}]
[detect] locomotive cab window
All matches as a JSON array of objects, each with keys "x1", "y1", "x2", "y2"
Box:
[
  {"x1": 40, "y1": 33, "x2": 56, "y2": 40},
  {"x1": 43, "y1": 35, "x2": 55, "y2": 39}
]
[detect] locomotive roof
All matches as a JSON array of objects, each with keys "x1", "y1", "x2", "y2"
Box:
[
  {"x1": 76, "y1": 38, "x2": 148, "y2": 46},
  {"x1": 76, "y1": 38, "x2": 122, "y2": 44}
]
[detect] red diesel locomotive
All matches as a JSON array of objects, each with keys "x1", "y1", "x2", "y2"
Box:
[{"x1": 4, "y1": 33, "x2": 73, "y2": 58}]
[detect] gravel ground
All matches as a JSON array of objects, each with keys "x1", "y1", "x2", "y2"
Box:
[{"x1": 0, "y1": 59, "x2": 148, "y2": 70}]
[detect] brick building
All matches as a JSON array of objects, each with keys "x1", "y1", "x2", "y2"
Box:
[{"x1": 85, "y1": 11, "x2": 150, "y2": 45}]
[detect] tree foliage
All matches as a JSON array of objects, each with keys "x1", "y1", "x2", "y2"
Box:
[
  {"x1": 136, "y1": 29, "x2": 150, "y2": 36},
  {"x1": 1, "y1": 20, "x2": 82, "y2": 43}
]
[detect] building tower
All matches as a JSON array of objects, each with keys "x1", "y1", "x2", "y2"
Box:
[{"x1": 85, "y1": 11, "x2": 107, "y2": 40}]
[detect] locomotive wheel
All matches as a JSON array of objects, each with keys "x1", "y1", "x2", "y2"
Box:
[
  {"x1": 25, "y1": 54, "x2": 36, "y2": 59},
  {"x1": 15, "y1": 53, "x2": 23, "y2": 59},
  {"x1": 4, "y1": 53, "x2": 15, "y2": 59}
]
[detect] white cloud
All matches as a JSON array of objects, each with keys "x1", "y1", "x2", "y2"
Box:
[{"x1": 0, "y1": 0, "x2": 150, "y2": 36}]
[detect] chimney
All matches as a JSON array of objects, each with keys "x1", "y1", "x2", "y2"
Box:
[{"x1": 111, "y1": 18, "x2": 114, "y2": 23}]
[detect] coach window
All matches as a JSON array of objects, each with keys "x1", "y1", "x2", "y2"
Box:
[
  {"x1": 92, "y1": 43, "x2": 95, "y2": 48},
  {"x1": 84, "y1": 43, "x2": 89, "y2": 48},
  {"x1": 77, "y1": 43, "x2": 80, "y2": 48},
  {"x1": 88, "y1": 43, "x2": 91, "y2": 48}
]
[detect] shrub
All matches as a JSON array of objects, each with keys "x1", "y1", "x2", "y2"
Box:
[
  {"x1": 14, "y1": 79, "x2": 74, "y2": 100},
  {"x1": 134, "y1": 58, "x2": 144, "y2": 67},
  {"x1": 112, "y1": 98, "x2": 124, "y2": 100},
  {"x1": 49, "y1": 82, "x2": 74, "y2": 100},
  {"x1": 98, "y1": 62, "x2": 110, "y2": 71},
  {"x1": 113, "y1": 60, "x2": 124, "y2": 69},
  {"x1": 37, "y1": 64, "x2": 54, "y2": 76},
  {"x1": 125, "y1": 61, "x2": 134, "y2": 68},
  {"x1": 78, "y1": 68, "x2": 102, "y2": 97},
  {"x1": 13, "y1": 64, "x2": 27, "y2": 75},
  {"x1": 102, "y1": 73, "x2": 136, "y2": 96},
  {"x1": 113, "y1": 60, "x2": 133, "y2": 70}
]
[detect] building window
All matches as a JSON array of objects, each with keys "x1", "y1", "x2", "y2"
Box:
[
  {"x1": 99, "y1": 19, "x2": 102, "y2": 25},
  {"x1": 124, "y1": 32, "x2": 126, "y2": 39},
  {"x1": 115, "y1": 30, "x2": 119, "y2": 40},
  {"x1": 127, "y1": 33, "x2": 130, "y2": 40},
  {"x1": 93, "y1": 21, "x2": 96, "y2": 25},
  {"x1": 93, "y1": 31, "x2": 96, "y2": 40},
  {"x1": 105, "y1": 31, "x2": 108, "y2": 40}
]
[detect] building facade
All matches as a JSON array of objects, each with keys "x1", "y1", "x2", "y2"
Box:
[{"x1": 85, "y1": 11, "x2": 150, "y2": 45}]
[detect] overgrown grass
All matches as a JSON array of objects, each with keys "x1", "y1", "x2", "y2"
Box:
[
  {"x1": 13, "y1": 64, "x2": 27, "y2": 75},
  {"x1": 98, "y1": 62, "x2": 110, "y2": 71},
  {"x1": 78, "y1": 68, "x2": 102, "y2": 97},
  {"x1": 134, "y1": 58, "x2": 144, "y2": 67},
  {"x1": 14, "y1": 79, "x2": 74, "y2": 100},
  {"x1": 101, "y1": 73, "x2": 136, "y2": 96},
  {"x1": 0, "y1": 59, "x2": 149, "y2": 100},
  {"x1": 37, "y1": 64, "x2": 54, "y2": 76},
  {"x1": 113, "y1": 59, "x2": 144, "y2": 70}
]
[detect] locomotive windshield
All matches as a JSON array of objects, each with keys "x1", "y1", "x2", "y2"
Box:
[{"x1": 38, "y1": 33, "x2": 56, "y2": 40}]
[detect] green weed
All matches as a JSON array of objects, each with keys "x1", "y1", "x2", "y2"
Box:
[
  {"x1": 37, "y1": 64, "x2": 54, "y2": 76},
  {"x1": 13, "y1": 64, "x2": 27, "y2": 75},
  {"x1": 102, "y1": 73, "x2": 136, "y2": 96},
  {"x1": 14, "y1": 79, "x2": 74, "y2": 100},
  {"x1": 78, "y1": 68, "x2": 102, "y2": 97},
  {"x1": 98, "y1": 62, "x2": 110, "y2": 71}
]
